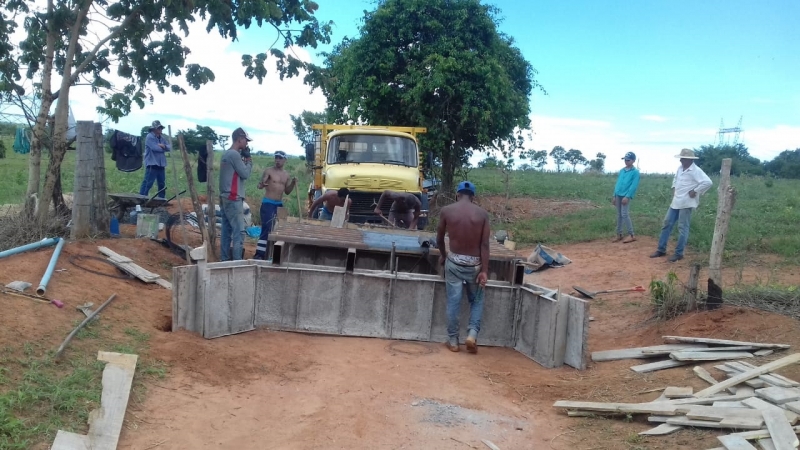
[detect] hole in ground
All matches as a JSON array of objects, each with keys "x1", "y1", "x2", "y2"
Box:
[{"x1": 156, "y1": 315, "x2": 172, "y2": 332}]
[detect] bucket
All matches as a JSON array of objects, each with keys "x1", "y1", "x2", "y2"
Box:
[{"x1": 136, "y1": 214, "x2": 159, "y2": 239}]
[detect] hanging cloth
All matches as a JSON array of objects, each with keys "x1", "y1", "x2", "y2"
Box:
[{"x1": 13, "y1": 128, "x2": 31, "y2": 154}]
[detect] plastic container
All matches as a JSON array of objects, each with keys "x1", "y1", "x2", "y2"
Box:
[
  {"x1": 136, "y1": 214, "x2": 159, "y2": 239},
  {"x1": 110, "y1": 216, "x2": 120, "y2": 236}
]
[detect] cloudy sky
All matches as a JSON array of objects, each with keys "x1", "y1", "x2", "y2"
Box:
[{"x1": 18, "y1": 0, "x2": 800, "y2": 173}]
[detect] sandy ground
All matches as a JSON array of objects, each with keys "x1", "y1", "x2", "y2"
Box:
[{"x1": 1, "y1": 217, "x2": 800, "y2": 449}]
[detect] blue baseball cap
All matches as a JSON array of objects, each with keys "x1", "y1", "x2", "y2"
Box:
[
  {"x1": 457, "y1": 180, "x2": 476, "y2": 195},
  {"x1": 622, "y1": 152, "x2": 636, "y2": 161}
]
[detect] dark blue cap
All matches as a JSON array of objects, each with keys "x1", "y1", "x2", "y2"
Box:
[
  {"x1": 623, "y1": 152, "x2": 636, "y2": 161},
  {"x1": 457, "y1": 180, "x2": 476, "y2": 195},
  {"x1": 274, "y1": 150, "x2": 286, "y2": 159}
]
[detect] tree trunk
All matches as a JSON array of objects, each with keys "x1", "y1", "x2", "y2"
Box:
[
  {"x1": 440, "y1": 144, "x2": 456, "y2": 205},
  {"x1": 25, "y1": 0, "x2": 58, "y2": 216}
]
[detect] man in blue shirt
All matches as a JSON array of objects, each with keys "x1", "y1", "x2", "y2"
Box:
[
  {"x1": 612, "y1": 152, "x2": 640, "y2": 243},
  {"x1": 138, "y1": 120, "x2": 171, "y2": 198}
]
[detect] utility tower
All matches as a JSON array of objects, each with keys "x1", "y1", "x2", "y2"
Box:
[{"x1": 715, "y1": 116, "x2": 743, "y2": 146}]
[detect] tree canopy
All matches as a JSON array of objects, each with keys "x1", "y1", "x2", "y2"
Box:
[
  {"x1": 305, "y1": 0, "x2": 540, "y2": 195},
  {"x1": 693, "y1": 144, "x2": 765, "y2": 176},
  {"x1": 179, "y1": 125, "x2": 221, "y2": 154},
  {"x1": 564, "y1": 148, "x2": 586, "y2": 172},
  {"x1": 764, "y1": 149, "x2": 800, "y2": 179},
  {"x1": 549, "y1": 146, "x2": 566, "y2": 172},
  {"x1": 290, "y1": 109, "x2": 336, "y2": 147}
]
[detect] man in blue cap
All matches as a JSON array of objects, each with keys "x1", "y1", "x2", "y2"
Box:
[
  {"x1": 611, "y1": 152, "x2": 640, "y2": 243},
  {"x1": 436, "y1": 181, "x2": 490, "y2": 354},
  {"x1": 254, "y1": 150, "x2": 297, "y2": 259}
]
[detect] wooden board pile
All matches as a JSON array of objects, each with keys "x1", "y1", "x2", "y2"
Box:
[
  {"x1": 591, "y1": 336, "x2": 790, "y2": 373},
  {"x1": 557, "y1": 338, "x2": 800, "y2": 449},
  {"x1": 98, "y1": 246, "x2": 172, "y2": 290}
]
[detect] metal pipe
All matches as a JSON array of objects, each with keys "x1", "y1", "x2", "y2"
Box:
[
  {"x1": 389, "y1": 241, "x2": 396, "y2": 273},
  {"x1": 37, "y1": 237, "x2": 65, "y2": 296},
  {"x1": 0, "y1": 237, "x2": 60, "y2": 260}
]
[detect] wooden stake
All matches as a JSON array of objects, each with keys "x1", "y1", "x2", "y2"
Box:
[
  {"x1": 708, "y1": 158, "x2": 736, "y2": 309},
  {"x1": 177, "y1": 134, "x2": 210, "y2": 254},
  {"x1": 685, "y1": 263, "x2": 700, "y2": 311},
  {"x1": 168, "y1": 126, "x2": 191, "y2": 264},
  {"x1": 295, "y1": 179, "x2": 303, "y2": 218},
  {"x1": 205, "y1": 141, "x2": 218, "y2": 262},
  {"x1": 54, "y1": 294, "x2": 118, "y2": 360}
]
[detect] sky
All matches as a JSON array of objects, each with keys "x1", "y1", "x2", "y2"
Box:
[{"x1": 13, "y1": 0, "x2": 800, "y2": 173}]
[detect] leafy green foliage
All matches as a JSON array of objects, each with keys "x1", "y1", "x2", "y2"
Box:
[
  {"x1": 477, "y1": 155, "x2": 511, "y2": 169},
  {"x1": 588, "y1": 152, "x2": 606, "y2": 172},
  {"x1": 693, "y1": 144, "x2": 765, "y2": 176},
  {"x1": 178, "y1": 125, "x2": 220, "y2": 153},
  {"x1": 549, "y1": 146, "x2": 566, "y2": 172},
  {"x1": 520, "y1": 149, "x2": 548, "y2": 171},
  {"x1": 765, "y1": 149, "x2": 800, "y2": 179},
  {"x1": 649, "y1": 271, "x2": 686, "y2": 320},
  {"x1": 306, "y1": 0, "x2": 540, "y2": 195},
  {"x1": 565, "y1": 148, "x2": 587, "y2": 172},
  {"x1": 289, "y1": 109, "x2": 335, "y2": 147}
]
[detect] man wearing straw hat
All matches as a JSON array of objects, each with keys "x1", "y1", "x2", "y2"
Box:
[
  {"x1": 436, "y1": 181, "x2": 490, "y2": 354},
  {"x1": 138, "y1": 120, "x2": 171, "y2": 198},
  {"x1": 650, "y1": 148, "x2": 712, "y2": 262}
]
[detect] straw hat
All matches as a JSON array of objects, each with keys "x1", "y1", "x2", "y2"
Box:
[{"x1": 675, "y1": 148, "x2": 698, "y2": 159}]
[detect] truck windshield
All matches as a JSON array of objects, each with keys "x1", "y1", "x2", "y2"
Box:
[{"x1": 327, "y1": 135, "x2": 418, "y2": 166}]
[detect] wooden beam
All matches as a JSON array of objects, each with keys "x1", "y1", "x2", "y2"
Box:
[
  {"x1": 708, "y1": 158, "x2": 734, "y2": 309},
  {"x1": 168, "y1": 125, "x2": 191, "y2": 264},
  {"x1": 552, "y1": 401, "x2": 682, "y2": 415},
  {"x1": 663, "y1": 336, "x2": 790, "y2": 349},
  {"x1": 671, "y1": 351, "x2": 754, "y2": 361},
  {"x1": 686, "y1": 263, "x2": 701, "y2": 311},
  {"x1": 695, "y1": 354, "x2": 800, "y2": 397},
  {"x1": 741, "y1": 397, "x2": 799, "y2": 424},
  {"x1": 178, "y1": 134, "x2": 210, "y2": 256},
  {"x1": 639, "y1": 423, "x2": 682, "y2": 436},
  {"x1": 665, "y1": 386, "x2": 694, "y2": 399},
  {"x1": 593, "y1": 344, "x2": 709, "y2": 361},
  {"x1": 630, "y1": 359, "x2": 691, "y2": 373},
  {"x1": 205, "y1": 141, "x2": 218, "y2": 262},
  {"x1": 761, "y1": 408, "x2": 799, "y2": 450},
  {"x1": 717, "y1": 435, "x2": 758, "y2": 450},
  {"x1": 755, "y1": 387, "x2": 800, "y2": 405}
]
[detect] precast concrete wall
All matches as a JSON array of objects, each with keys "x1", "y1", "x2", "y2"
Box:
[{"x1": 173, "y1": 260, "x2": 589, "y2": 369}]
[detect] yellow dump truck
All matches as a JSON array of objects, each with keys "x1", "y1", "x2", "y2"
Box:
[{"x1": 305, "y1": 124, "x2": 430, "y2": 228}]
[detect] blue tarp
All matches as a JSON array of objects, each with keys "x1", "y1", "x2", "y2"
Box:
[{"x1": 361, "y1": 231, "x2": 425, "y2": 253}]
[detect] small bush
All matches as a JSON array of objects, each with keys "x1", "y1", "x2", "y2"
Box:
[
  {"x1": 0, "y1": 208, "x2": 70, "y2": 252},
  {"x1": 650, "y1": 271, "x2": 687, "y2": 320},
  {"x1": 724, "y1": 284, "x2": 800, "y2": 320}
]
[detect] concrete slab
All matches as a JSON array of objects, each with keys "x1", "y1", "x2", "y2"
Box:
[
  {"x1": 340, "y1": 272, "x2": 391, "y2": 337},
  {"x1": 295, "y1": 267, "x2": 345, "y2": 334},
  {"x1": 389, "y1": 277, "x2": 436, "y2": 341}
]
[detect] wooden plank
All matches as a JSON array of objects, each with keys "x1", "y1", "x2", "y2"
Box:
[
  {"x1": 757, "y1": 439, "x2": 777, "y2": 450},
  {"x1": 714, "y1": 401, "x2": 747, "y2": 408},
  {"x1": 686, "y1": 406, "x2": 765, "y2": 424},
  {"x1": 593, "y1": 344, "x2": 709, "y2": 361},
  {"x1": 782, "y1": 401, "x2": 800, "y2": 415},
  {"x1": 665, "y1": 386, "x2": 694, "y2": 398},
  {"x1": 741, "y1": 397, "x2": 799, "y2": 425},
  {"x1": 696, "y1": 366, "x2": 739, "y2": 394},
  {"x1": 761, "y1": 408, "x2": 799, "y2": 450},
  {"x1": 667, "y1": 416, "x2": 764, "y2": 430},
  {"x1": 663, "y1": 336, "x2": 791, "y2": 350},
  {"x1": 736, "y1": 361, "x2": 800, "y2": 387},
  {"x1": 717, "y1": 435, "x2": 758, "y2": 450},
  {"x1": 640, "y1": 423, "x2": 682, "y2": 436},
  {"x1": 756, "y1": 350, "x2": 775, "y2": 357},
  {"x1": 52, "y1": 352, "x2": 138, "y2": 450},
  {"x1": 731, "y1": 426, "x2": 800, "y2": 439},
  {"x1": 52, "y1": 431, "x2": 90, "y2": 450},
  {"x1": 672, "y1": 351, "x2": 754, "y2": 361},
  {"x1": 648, "y1": 415, "x2": 671, "y2": 423},
  {"x1": 736, "y1": 387, "x2": 758, "y2": 397},
  {"x1": 552, "y1": 401, "x2": 681, "y2": 415},
  {"x1": 647, "y1": 346, "x2": 759, "y2": 354},
  {"x1": 722, "y1": 364, "x2": 791, "y2": 389},
  {"x1": 552, "y1": 290, "x2": 569, "y2": 367},
  {"x1": 631, "y1": 359, "x2": 691, "y2": 373},
  {"x1": 755, "y1": 387, "x2": 800, "y2": 405},
  {"x1": 694, "y1": 354, "x2": 800, "y2": 398},
  {"x1": 668, "y1": 392, "x2": 757, "y2": 405}
]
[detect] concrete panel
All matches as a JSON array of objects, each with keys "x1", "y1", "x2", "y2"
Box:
[
  {"x1": 229, "y1": 265, "x2": 256, "y2": 335},
  {"x1": 173, "y1": 265, "x2": 200, "y2": 333},
  {"x1": 255, "y1": 266, "x2": 301, "y2": 329},
  {"x1": 514, "y1": 286, "x2": 558, "y2": 368},
  {"x1": 478, "y1": 285, "x2": 517, "y2": 347},
  {"x1": 204, "y1": 267, "x2": 231, "y2": 338},
  {"x1": 340, "y1": 272, "x2": 391, "y2": 337},
  {"x1": 565, "y1": 296, "x2": 590, "y2": 370},
  {"x1": 389, "y1": 277, "x2": 436, "y2": 341},
  {"x1": 295, "y1": 268, "x2": 345, "y2": 333}
]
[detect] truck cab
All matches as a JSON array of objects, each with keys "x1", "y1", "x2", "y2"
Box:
[{"x1": 306, "y1": 125, "x2": 429, "y2": 229}]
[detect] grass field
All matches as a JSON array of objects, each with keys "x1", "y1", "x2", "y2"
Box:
[{"x1": 1, "y1": 142, "x2": 799, "y2": 261}]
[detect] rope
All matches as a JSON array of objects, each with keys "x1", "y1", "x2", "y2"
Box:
[{"x1": 68, "y1": 255, "x2": 133, "y2": 279}]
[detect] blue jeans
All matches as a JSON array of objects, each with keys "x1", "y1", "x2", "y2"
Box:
[
  {"x1": 254, "y1": 200, "x2": 282, "y2": 259},
  {"x1": 139, "y1": 165, "x2": 166, "y2": 198},
  {"x1": 657, "y1": 207, "x2": 693, "y2": 257},
  {"x1": 318, "y1": 206, "x2": 333, "y2": 220},
  {"x1": 220, "y1": 197, "x2": 245, "y2": 261},
  {"x1": 445, "y1": 259, "x2": 484, "y2": 340},
  {"x1": 615, "y1": 196, "x2": 634, "y2": 235}
]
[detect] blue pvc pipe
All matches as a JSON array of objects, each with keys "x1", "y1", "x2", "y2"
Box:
[
  {"x1": 0, "y1": 237, "x2": 60, "y2": 260},
  {"x1": 37, "y1": 237, "x2": 65, "y2": 296}
]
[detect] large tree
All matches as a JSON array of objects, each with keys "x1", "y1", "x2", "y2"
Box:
[
  {"x1": 305, "y1": 0, "x2": 540, "y2": 196},
  {"x1": 550, "y1": 146, "x2": 566, "y2": 172},
  {"x1": 765, "y1": 149, "x2": 800, "y2": 179},
  {"x1": 521, "y1": 149, "x2": 548, "y2": 171},
  {"x1": 564, "y1": 148, "x2": 586, "y2": 172},
  {"x1": 8, "y1": 0, "x2": 331, "y2": 221},
  {"x1": 693, "y1": 143, "x2": 764, "y2": 176},
  {"x1": 290, "y1": 109, "x2": 337, "y2": 147}
]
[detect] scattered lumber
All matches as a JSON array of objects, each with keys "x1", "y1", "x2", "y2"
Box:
[
  {"x1": 52, "y1": 352, "x2": 138, "y2": 450},
  {"x1": 666, "y1": 416, "x2": 764, "y2": 430},
  {"x1": 695, "y1": 366, "x2": 739, "y2": 394},
  {"x1": 591, "y1": 344, "x2": 709, "y2": 362},
  {"x1": 758, "y1": 439, "x2": 777, "y2": 450},
  {"x1": 671, "y1": 351, "x2": 754, "y2": 361},
  {"x1": 639, "y1": 423, "x2": 682, "y2": 436},
  {"x1": 761, "y1": 408, "x2": 799, "y2": 450},
  {"x1": 756, "y1": 387, "x2": 800, "y2": 405},
  {"x1": 695, "y1": 354, "x2": 800, "y2": 398},
  {"x1": 662, "y1": 336, "x2": 791, "y2": 350},
  {"x1": 734, "y1": 361, "x2": 800, "y2": 387},
  {"x1": 98, "y1": 246, "x2": 172, "y2": 289},
  {"x1": 686, "y1": 405, "x2": 765, "y2": 423},
  {"x1": 717, "y1": 434, "x2": 758, "y2": 450},
  {"x1": 552, "y1": 401, "x2": 683, "y2": 416},
  {"x1": 740, "y1": 397, "x2": 799, "y2": 424},
  {"x1": 645, "y1": 346, "x2": 759, "y2": 354},
  {"x1": 730, "y1": 426, "x2": 800, "y2": 439},
  {"x1": 783, "y1": 401, "x2": 800, "y2": 415},
  {"x1": 631, "y1": 359, "x2": 691, "y2": 373},
  {"x1": 665, "y1": 386, "x2": 694, "y2": 399},
  {"x1": 756, "y1": 350, "x2": 776, "y2": 357}
]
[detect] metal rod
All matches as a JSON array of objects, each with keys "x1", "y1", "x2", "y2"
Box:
[
  {"x1": 37, "y1": 237, "x2": 65, "y2": 296},
  {"x1": 389, "y1": 241, "x2": 396, "y2": 273}
]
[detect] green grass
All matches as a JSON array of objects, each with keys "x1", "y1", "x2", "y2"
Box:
[
  {"x1": 0, "y1": 322, "x2": 166, "y2": 449},
  {"x1": 469, "y1": 168, "x2": 800, "y2": 260},
  {"x1": 2, "y1": 140, "x2": 799, "y2": 260}
]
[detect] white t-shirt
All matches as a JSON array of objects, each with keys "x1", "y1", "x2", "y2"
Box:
[{"x1": 670, "y1": 163, "x2": 713, "y2": 210}]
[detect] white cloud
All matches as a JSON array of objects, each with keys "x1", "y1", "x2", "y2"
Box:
[
  {"x1": 744, "y1": 125, "x2": 800, "y2": 159},
  {"x1": 641, "y1": 115, "x2": 668, "y2": 122}
]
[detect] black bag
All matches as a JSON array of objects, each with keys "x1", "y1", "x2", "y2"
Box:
[{"x1": 109, "y1": 130, "x2": 143, "y2": 172}]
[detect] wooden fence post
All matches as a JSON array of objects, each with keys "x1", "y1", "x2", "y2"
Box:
[
  {"x1": 685, "y1": 263, "x2": 700, "y2": 311},
  {"x1": 205, "y1": 141, "x2": 218, "y2": 262},
  {"x1": 71, "y1": 121, "x2": 95, "y2": 239},
  {"x1": 92, "y1": 123, "x2": 110, "y2": 235},
  {"x1": 707, "y1": 158, "x2": 737, "y2": 310},
  {"x1": 168, "y1": 126, "x2": 191, "y2": 264},
  {"x1": 177, "y1": 135, "x2": 210, "y2": 254}
]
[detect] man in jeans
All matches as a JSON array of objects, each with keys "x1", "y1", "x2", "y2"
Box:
[
  {"x1": 218, "y1": 128, "x2": 253, "y2": 261},
  {"x1": 612, "y1": 151, "x2": 640, "y2": 243},
  {"x1": 139, "y1": 120, "x2": 170, "y2": 198},
  {"x1": 436, "y1": 181, "x2": 490, "y2": 354},
  {"x1": 650, "y1": 148, "x2": 712, "y2": 262}
]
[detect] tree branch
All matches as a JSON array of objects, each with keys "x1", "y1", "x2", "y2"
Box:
[{"x1": 70, "y1": 9, "x2": 139, "y2": 83}]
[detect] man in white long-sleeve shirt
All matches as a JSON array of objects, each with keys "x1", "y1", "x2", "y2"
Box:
[{"x1": 650, "y1": 148, "x2": 713, "y2": 262}]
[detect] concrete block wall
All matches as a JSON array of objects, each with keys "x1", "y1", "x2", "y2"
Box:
[{"x1": 173, "y1": 261, "x2": 589, "y2": 370}]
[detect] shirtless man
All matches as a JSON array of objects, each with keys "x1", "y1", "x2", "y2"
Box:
[
  {"x1": 308, "y1": 187, "x2": 352, "y2": 220},
  {"x1": 373, "y1": 190, "x2": 421, "y2": 229},
  {"x1": 254, "y1": 150, "x2": 297, "y2": 259},
  {"x1": 436, "y1": 181, "x2": 489, "y2": 354}
]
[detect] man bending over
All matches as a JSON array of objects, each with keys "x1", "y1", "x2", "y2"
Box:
[
  {"x1": 373, "y1": 190, "x2": 421, "y2": 229},
  {"x1": 436, "y1": 181, "x2": 490, "y2": 354},
  {"x1": 308, "y1": 188, "x2": 352, "y2": 220}
]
